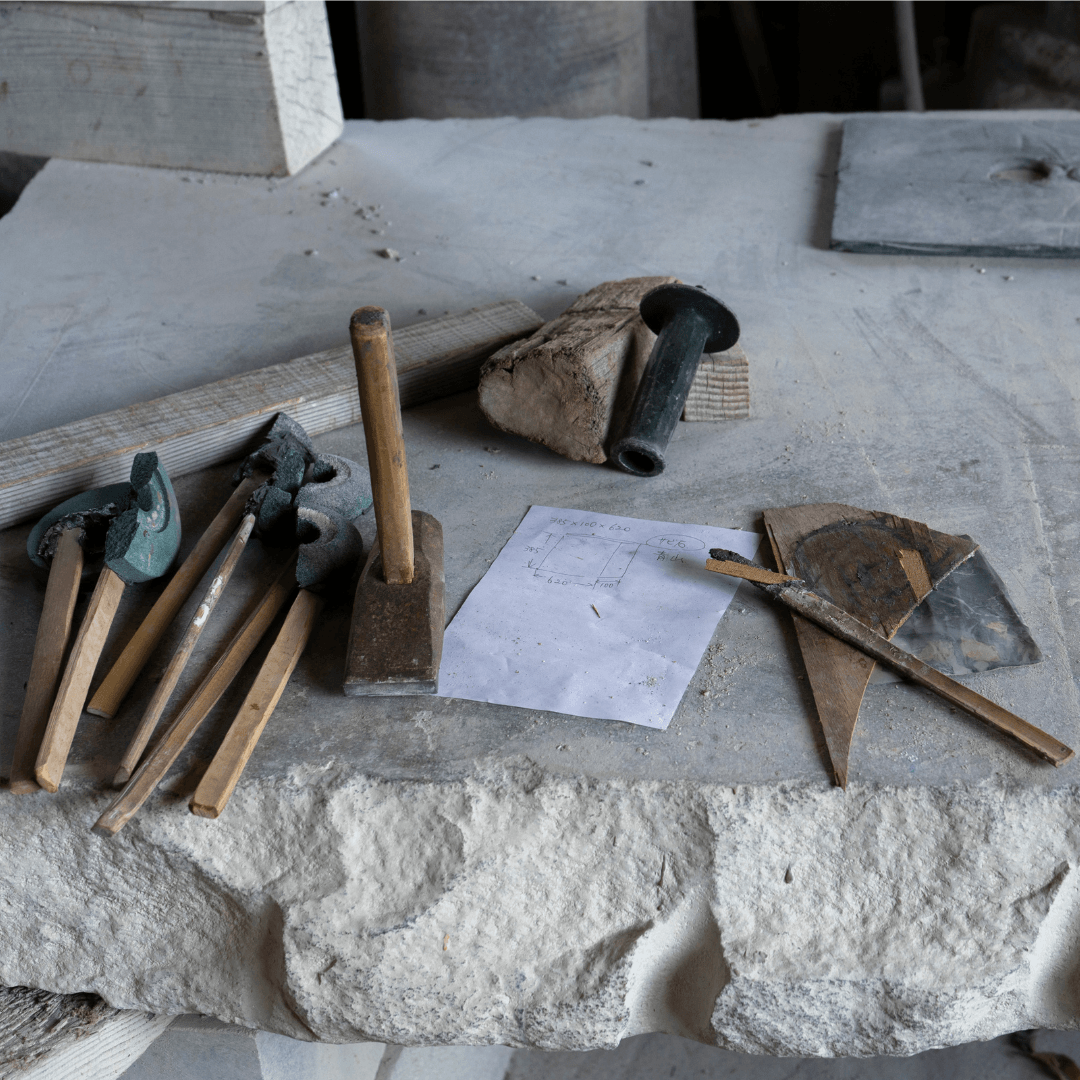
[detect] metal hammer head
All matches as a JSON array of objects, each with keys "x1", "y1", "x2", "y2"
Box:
[
  {"x1": 236, "y1": 413, "x2": 319, "y2": 546},
  {"x1": 294, "y1": 453, "x2": 371, "y2": 591},
  {"x1": 27, "y1": 452, "x2": 180, "y2": 583},
  {"x1": 28, "y1": 480, "x2": 135, "y2": 572},
  {"x1": 102, "y1": 452, "x2": 182, "y2": 583}
]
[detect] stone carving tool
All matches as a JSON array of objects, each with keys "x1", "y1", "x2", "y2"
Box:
[
  {"x1": 95, "y1": 454, "x2": 368, "y2": 833},
  {"x1": 87, "y1": 413, "x2": 317, "y2": 721},
  {"x1": 343, "y1": 306, "x2": 445, "y2": 696},
  {"x1": 93, "y1": 555, "x2": 299, "y2": 836},
  {"x1": 706, "y1": 548, "x2": 1075, "y2": 767},
  {"x1": 188, "y1": 453, "x2": 368, "y2": 818},
  {"x1": 107, "y1": 414, "x2": 320, "y2": 785},
  {"x1": 610, "y1": 283, "x2": 740, "y2": 477},
  {"x1": 8, "y1": 480, "x2": 135, "y2": 792},
  {"x1": 34, "y1": 453, "x2": 181, "y2": 793},
  {"x1": 761, "y1": 503, "x2": 980, "y2": 788}
]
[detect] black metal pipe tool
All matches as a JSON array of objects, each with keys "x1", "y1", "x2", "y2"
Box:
[{"x1": 610, "y1": 283, "x2": 740, "y2": 477}]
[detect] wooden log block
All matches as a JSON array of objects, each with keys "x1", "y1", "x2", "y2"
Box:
[
  {"x1": 0, "y1": 300, "x2": 542, "y2": 532},
  {"x1": 0, "y1": 1, "x2": 342, "y2": 176},
  {"x1": 477, "y1": 277, "x2": 749, "y2": 464}
]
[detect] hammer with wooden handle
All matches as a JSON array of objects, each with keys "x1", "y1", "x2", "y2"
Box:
[
  {"x1": 87, "y1": 413, "x2": 316, "y2": 721},
  {"x1": 9, "y1": 478, "x2": 135, "y2": 792},
  {"x1": 35, "y1": 453, "x2": 181, "y2": 793}
]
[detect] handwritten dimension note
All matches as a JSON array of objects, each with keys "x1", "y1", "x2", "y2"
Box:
[{"x1": 438, "y1": 505, "x2": 760, "y2": 729}]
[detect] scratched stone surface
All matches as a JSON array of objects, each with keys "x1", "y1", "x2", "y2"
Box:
[
  {"x1": 832, "y1": 114, "x2": 1080, "y2": 257},
  {"x1": 2, "y1": 113, "x2": 1080, "y2": 1056}
]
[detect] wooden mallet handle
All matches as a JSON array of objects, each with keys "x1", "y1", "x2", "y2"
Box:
[
  {"x1": 35, "y1": 565, "x2": 127, "y2": 792},
  {"x1": 112, "y1": 512, "x2": 256, "y2": 787},
  {"x1": 88, "y1": 474, "x2": 262, "y2": 719},
  {"x1": 350, "y1": 306, "x2": 413, "y2": 585},
  {"x1": 189, "y1": 588, "x2": 324, "y2": 819},
  {"x1": 9, "y1": 528, "x2": 84, "y2": 793}
]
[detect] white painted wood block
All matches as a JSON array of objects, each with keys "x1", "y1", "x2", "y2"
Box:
[{"x1": 0, "y1": 1, "x2": 343, "y2": 175}]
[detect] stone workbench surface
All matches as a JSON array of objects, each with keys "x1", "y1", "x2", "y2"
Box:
[{"x1": 3, "y1": 113, "x2": 1080, "y2": 1056}]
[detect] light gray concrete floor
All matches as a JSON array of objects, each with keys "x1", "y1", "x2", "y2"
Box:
[{"x1": 117, "y1": 1024, "x2": 1080, "y2": 1080}]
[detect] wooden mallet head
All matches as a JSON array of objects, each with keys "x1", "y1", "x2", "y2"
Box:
[{"x1": 343, "y1": 306, "x2": 445, "y2": 696}]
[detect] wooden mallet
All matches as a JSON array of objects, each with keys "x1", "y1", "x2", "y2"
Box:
[
  {"x1": 343, "y1": 307, "x2": 445, "y2": 696},
  {"x1": 9, "y1": 478, "x2": 135, "y2": 792},
  {"x1": 34, "y1": 453, "x2": 181, "y2": 793}
]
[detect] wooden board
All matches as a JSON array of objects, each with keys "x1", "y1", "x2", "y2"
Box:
[
  {"x1": 0, "y1": 299, "x2": 542, "y2": 532},
  {"x1": 831, "y1": 115, "x2": 1080, "y2": 258},
  {"x1": 0, "y1": 985, "x2": 172, "y2": 1080},
  {"x1": 478, "y1": 277, "x2": 749, "y2": 465},
  {"x1": 763, "y1": 503, "x2": 977, "y2": 788},
  {"x1": 0, "y1": 1, "x2": 342, "y2": 176},
  {"x1": 681, "y1": 342, "x2": 749, "y2": 422}
]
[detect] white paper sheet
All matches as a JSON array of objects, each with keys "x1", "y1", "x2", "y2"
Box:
[{"x1": 438, "y1": 505, "x2": 761, "y2": 729}]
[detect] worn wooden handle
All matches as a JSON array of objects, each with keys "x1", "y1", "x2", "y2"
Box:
[
  {"x1": 706, "y1": 559, "x2": 1074, "y2": 766},
  {"x1": 112, "y1": 512, "x2": 257, "y2": 787},
  {"x1": 190, "y1": 588, "x2": 324, "y2": 819},
  {"x1": 34, "y1": 566, "x2": 126, "y2": 792},
  {"x1": 350, "y1": 306, "x2": 413, "y2": 585},
  {"x1": 94, "y1": 557, "x2": 298, "y2": 836},
  {"x1": 9, "y1": 528, "x2": 86, "y2": 793},
  {"x1": 87, "y1": 475, "x2": 262, "y2": 720}
]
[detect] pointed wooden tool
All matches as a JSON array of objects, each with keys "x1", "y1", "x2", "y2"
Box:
[{"x1": 761, "y1": 503, "x2": 977, "y2": 787}]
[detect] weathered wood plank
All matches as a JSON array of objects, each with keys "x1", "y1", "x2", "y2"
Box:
[
  {"x1": 0, "y1": 1, "x2": 341, "y2": 176},
  {"x1": 0, "y1": 300, "x2": 543, "y2": 531}
]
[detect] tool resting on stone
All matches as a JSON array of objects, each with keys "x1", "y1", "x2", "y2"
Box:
[
  {"x1": 89, "y1": 413, "x2": 319, "y2": 724},
  {"x1": 33, "y1": 453, "x2": 181, "y2": 793},
  {"x1": 344, "y1": 305, "x2": 445, "y2": 696},
  {"x1": 108, "y1": 414, "x2": 323, "y2": 786},
  {"x1": 95, "y1": 448, "x2": 370, "y2": 835},
  {"x1": 10, "y1": 477, "x2": 142, "y2": 791},
  {"x1": 610, "y1": 283, "x2": 739, "y2": 477},
  {"x1": 706, "y1": 548, "x2": 1074, "y2": 767}
]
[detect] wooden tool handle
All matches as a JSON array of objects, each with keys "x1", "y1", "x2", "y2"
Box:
[
  {"x1": 34, "y1": 566, "x2": 126, "y2": 792},
  {"x1": 9, "y1": 528, "x2": 85, "y2": 793},
  {"x1": 350, "y1": 306, "x2": 413, "y2": 585},
  {"x1": 190, "y1": 589, "x2": 324, "y2": 819},
  {"x1": 87, "y1": 475, "x2": 262, "y2": 719},
  {"x1": 112, "y1": 512, "x2": 256, "y2": 787},
  {"x1": 94, "y1": 556, "x2": 298, "y2": 836},
  {"x1": 706, "y1": 558, "x2": 1074, "y2": 766}
]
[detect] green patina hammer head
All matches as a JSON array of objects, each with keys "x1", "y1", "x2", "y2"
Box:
[
  {"x1": 28, "y1": 453, "x2": 181, "y2": 582},
  {"x1": 103, "y1": 453, "x2": 181, "y2": 583}
]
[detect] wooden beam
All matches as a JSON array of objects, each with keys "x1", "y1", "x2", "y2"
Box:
[{"x1": 0, "y1": 299, "x2": 543, "y2": 531}]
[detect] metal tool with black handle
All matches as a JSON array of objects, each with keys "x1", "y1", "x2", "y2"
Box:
[{"x1": 610, "y1": 283, "x2": 740, "y2": 477}]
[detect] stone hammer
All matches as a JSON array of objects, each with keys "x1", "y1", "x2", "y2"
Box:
[{"x1": 343, "y1": 306, "x2": 445, "y2": 696}]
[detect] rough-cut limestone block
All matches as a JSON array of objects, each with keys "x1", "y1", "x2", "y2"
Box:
[
  {"x1": 1, "y1": 768, "x2": 1079, "y2": 1056},
  {"x1": 478, "y1": 277, "x2": 749, "y2": 464},
  {"x1": 0, "y1": 2, "x2": 343, "y2": 176}
]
